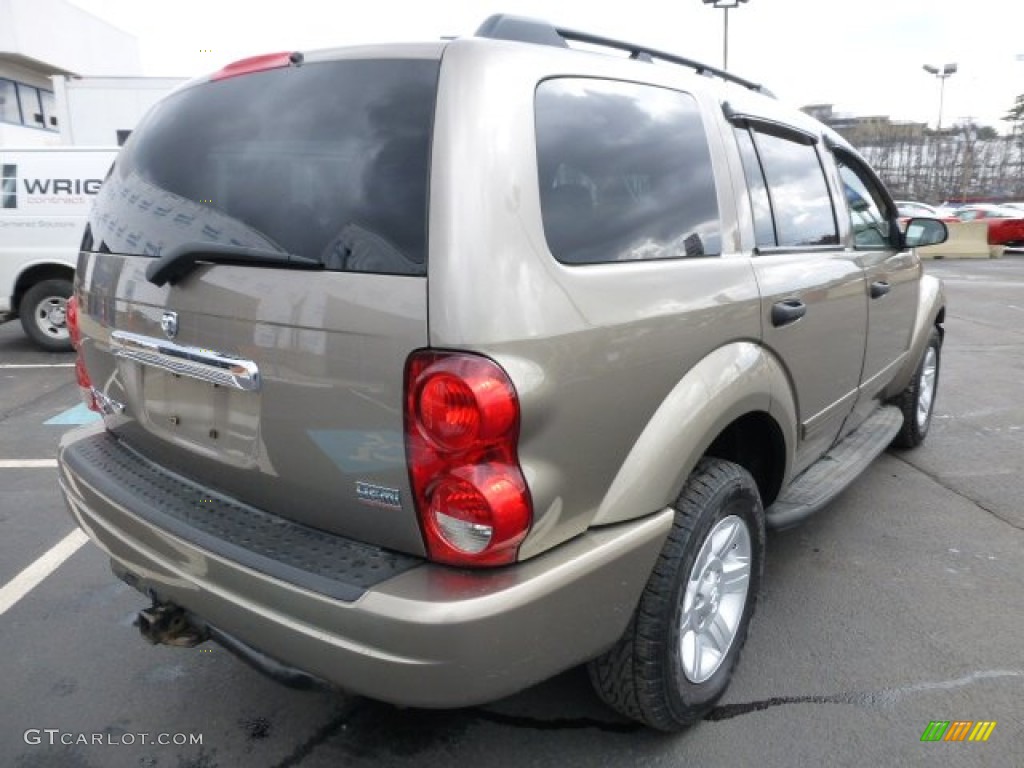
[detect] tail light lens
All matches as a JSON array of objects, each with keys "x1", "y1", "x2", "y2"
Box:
[
  {"x1": 67, "y1": 296, "x2": 99, "y2": 412},
  {"x1": 405, "y1": 351, "x2": 532, "y2": 566},
  {"x1": 66, "y1": 295, "x2": 81, "y2": 350}
]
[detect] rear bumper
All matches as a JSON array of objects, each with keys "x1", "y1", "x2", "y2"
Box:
[{"x1": 57, "y1": 423, "x2": 671, "y2": 708}]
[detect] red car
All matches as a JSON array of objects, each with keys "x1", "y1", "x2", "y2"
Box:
[{"x1": 953, "y1": 205, "x2": 1024, "y2": 246}]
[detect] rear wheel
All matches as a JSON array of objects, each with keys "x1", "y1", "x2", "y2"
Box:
[
  {"x1": 19, "y1": 278, "x2": 73, "y2": 352},
  {"x1": 588, "y1": 458, "x2": 765, "y2": 731},
  {"x1": 891, "y1": 328, "x2": 941, "y2": 449}
]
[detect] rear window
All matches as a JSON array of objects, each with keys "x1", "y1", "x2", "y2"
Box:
[
  {"x1": 89, "y1": 58, "x2": 439, "y2": 276},
  {"x1": 535, "y1": 78, "x2": 721, "y2": 265}
]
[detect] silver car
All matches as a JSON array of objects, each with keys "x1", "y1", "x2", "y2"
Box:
[{"x1": 57, "y1": 15, "x2": 947, "y2": 730}]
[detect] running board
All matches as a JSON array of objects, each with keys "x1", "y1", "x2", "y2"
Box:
[{"x1": 766, "y1": 406, "x2": 903, "y2": 529}]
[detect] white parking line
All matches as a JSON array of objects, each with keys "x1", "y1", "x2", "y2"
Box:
[
  {"x1": 0, "y1": 529, "x2": 88, "y2": 617},
  {"x1": 0, "y1": 363, "x2": 75, "y2": 369},
  {"x1": 0, "y1": 460, "x2": 58, "y2": 468}
]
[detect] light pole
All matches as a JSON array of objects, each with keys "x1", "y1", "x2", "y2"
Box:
[
  {"x1": 702, "y1": 0, "x2": 749, "y2": 71},
  {"x1": 923, "y1": 63, "x2": 956, "y2": 203},
  {"x1": 922, "y1": 63, "x2": 957, "y2": 133}
]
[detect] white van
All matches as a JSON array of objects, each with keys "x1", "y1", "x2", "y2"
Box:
[{"x1": 1, "y1": 147, "x2": 117, "y2": 350}]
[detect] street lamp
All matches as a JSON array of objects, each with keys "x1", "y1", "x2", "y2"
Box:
[
  {"x1": 922, "y1": 62, "x2": 957, "y2": 133},
  {"x1": 702, "y1": 0, "x2": 750, "y2": 71}
]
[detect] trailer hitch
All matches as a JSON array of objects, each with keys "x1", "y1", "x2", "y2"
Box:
[{"x1": 135, "y1": 602, "x2": 208, "y2": 648}]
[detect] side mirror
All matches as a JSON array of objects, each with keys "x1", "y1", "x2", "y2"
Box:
[{"x1": 903, "y1": 217, "x2": 948, "y2": 249}]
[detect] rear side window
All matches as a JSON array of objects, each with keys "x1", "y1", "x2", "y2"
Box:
[
  {"x1": 745, "y1": 128, "x2": 838, "y2": 248},
  {"x1": 90, "y1": 59, "x2": 439, "y2": 275},
  {"x1": 535, "y1": 78, "x2": 721, "y2": 264},
  {"x1": 734, "y1": 127, "x2": 775, "y2": 247}
]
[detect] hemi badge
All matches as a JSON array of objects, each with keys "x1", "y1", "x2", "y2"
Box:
[{"x1": 356, "y1": 481, "x2": 402, "y2": 510}]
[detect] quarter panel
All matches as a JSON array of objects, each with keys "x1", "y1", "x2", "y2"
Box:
[
  {"x1": 591, "y1": 342, "x2": 797, "y2": 527},
  {"x1": 428, "y1": 40, "x2": 768, "y2": 558}
]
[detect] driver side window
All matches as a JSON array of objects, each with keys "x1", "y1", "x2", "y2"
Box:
[{"x1": 836, "y1": 158, "x2": 891, "y2": 249}]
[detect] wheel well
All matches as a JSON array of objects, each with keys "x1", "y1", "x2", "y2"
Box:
[
  {"x1": 704, "y1": 412, "x2": 786, "y2": 507},
  {"x1": 13, "y1": 264, "x2": 75, "y2": 313},
  {"x1": 934, "y1": 307, "x2": 945, "y2": 341}
]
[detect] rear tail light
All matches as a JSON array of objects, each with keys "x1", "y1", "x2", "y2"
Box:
[
  {"x1": 67, "y1": 296, "x2": 99, "y2": 412},
  {"x1": 404, "y1": 351, "x2": 532, "y2": 566}
]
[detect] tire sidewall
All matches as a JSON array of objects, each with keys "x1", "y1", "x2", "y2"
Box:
[
  {"x1": 912, "y1": 334, "x2": 941, "y2": 441},
  {"x1": 662, "y1": 469, "x2": 765, "y2": 722}
]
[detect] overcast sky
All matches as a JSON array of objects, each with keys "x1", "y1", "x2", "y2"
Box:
[{"x1": 68, "y1": 0, "x2": 1023, "y2": 131}]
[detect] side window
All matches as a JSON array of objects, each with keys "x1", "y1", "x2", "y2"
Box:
[
  {"x1": 751, "y1": 129, "x2": 838, "y2": 247},
  {"x1": 16, "y1": 82, "x2": 43, "y2": 127},
  {"x1": 835, "y1": 156, "x2": 892, "y2": 249},
  {"x1": 0, "y1": 79, "x2": 21, "y2": 124},
  {"x1": 733, "y1": 126, "x2": 776, "y2": 247},
  {"x1": 535, "y1": 78, "x2": 721, "y2": 264}
]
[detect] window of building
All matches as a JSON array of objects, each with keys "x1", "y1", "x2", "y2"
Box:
[
  {"x1": 535, "y1": 78, "x2": 721, "y2": 264},
  {"x1": 0, "y1": 80, "x2": 21, "y2": 124},
  {"x1": 0, "y1": 78, "x2": 58, "y2": 131},
  {"x1": 16, "y1": 82, "x2": 43, "y2": 127},
  {"x1": 39, "y1": 89, "x2": 58, "y2": 129}
]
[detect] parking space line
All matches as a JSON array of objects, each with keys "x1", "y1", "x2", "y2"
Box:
[
  {"x1": 0, "y1": 459, "x2": 58, "y2": 468},
  {"x1": 0, "y1": 363, "x2": 75, "y2": 369},
  {"x1": 0, "y1": 529, "x2": 88, "y2": 617}
]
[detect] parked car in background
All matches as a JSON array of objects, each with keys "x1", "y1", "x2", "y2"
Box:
[
  {"x1": 1001, "y1": 202, "x2": 1024, "y2": 212},
  {"x1": 953, "y1": 204, "x2": 1024, "y2": 247},
  {"x1": 895, "y1": 200, "x2": 939, "y2": 219},
  {"x1": 894, "y1": 200, "x2": 957, "y2": 231}
]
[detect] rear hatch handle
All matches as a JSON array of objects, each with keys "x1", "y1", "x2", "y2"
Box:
[{"x1": 146, "y1": 243, "x2": 322, "y2": 287}]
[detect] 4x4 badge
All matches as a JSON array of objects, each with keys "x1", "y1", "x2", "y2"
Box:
[{"x1": 160, "y1": 311, "x2": 178, "y2": 339}]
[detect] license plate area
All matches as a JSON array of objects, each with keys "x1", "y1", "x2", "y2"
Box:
[{"x1": 140, "y1": 368, "x2": 260, "y2": 465}]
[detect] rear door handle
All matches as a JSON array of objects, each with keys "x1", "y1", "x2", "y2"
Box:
[
  {"x1": 870, "y1": 280, "x2": 891, "y2": 299},
  {"x1": 771, "y1": 299, "x2": 807, "y2": 328}
]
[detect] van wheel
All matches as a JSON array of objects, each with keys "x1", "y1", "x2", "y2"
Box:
[
  {"x1": 588, "y1": 458, "x2": 764, "y2": 731},
  {"x1": 891, "y1": 328, "x2": 941, "y2": 449},
  {"x1": 20, "y1": 279, "x2": 73, "y2": 352}
]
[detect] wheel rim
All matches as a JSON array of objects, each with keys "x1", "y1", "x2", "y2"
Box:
[
  {"x1": 679, "y1": 514, "x2": 752, "y2": 684},
  {"x1": 32, "y1": 296, "x2": 69, "y2": 341},
  {"x1": 916, "y1": 346, "x2": 938, "y2": 431}
]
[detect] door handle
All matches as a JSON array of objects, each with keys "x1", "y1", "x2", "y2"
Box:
[
  {"x1": 870, "y1": 280, "x2": 891, "y2": 299},
  {"x1": 771, "y1": 299, "x2": 807, "y2": 327}
]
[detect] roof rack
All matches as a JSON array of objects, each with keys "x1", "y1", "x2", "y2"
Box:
[{"x1": 475, "y1": 14, "x2": 774, "y2": 97}]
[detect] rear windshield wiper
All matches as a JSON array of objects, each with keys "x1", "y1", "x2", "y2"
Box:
[{"x1": 145, "y1": 243, "x2": 322, "y2": 287}]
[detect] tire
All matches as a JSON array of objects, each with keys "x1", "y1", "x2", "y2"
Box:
[
  {"x1": 891, "y1": 328, "x2": 941, "y2": 449},
  {"x1": 588, "y1": 458, "x2": 765, "y2": 731},
  {"x1": 19, "y1": 278, "x2": 73, "y2": 352}
]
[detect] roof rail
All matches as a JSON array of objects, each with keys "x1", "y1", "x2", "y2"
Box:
[{"x1": 474, "y1": 14, "x2": 774, "y2": 97}]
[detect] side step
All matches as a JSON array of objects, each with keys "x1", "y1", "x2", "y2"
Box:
[{"x1": 765, "y1": 405, "x2": 903, "y2": 529}]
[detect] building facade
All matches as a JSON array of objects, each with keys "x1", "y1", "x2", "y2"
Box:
[{"x1": 0, "y1": 0, "x2": 141, "y2": 146}]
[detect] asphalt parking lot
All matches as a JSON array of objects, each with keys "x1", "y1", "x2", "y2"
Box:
[{"x1": 1, "y1": 256, "x2": 1022, "y2": 767}]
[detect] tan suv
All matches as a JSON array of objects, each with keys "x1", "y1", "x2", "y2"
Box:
[{"x1": 56, "y1": 15, "x2": 948, "y2": 730}]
